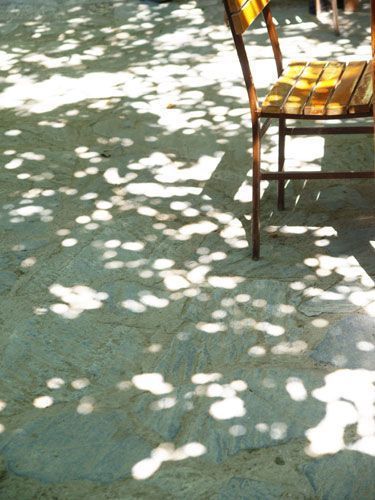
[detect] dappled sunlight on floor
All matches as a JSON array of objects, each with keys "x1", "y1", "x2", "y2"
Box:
[{"x1": 0, "y1": 0, "x2": 373, "y2": 498}]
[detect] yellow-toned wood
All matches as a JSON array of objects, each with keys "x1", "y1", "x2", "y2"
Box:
[
  {"x1": 283, "y1": 61, "x2": 326, "y2": 115},
  {"x1": 226, "y1": 0, "x2": 248, "y2": 14},
  {"x1": 326, "y1": 61, "x2": 367, "y2": 115},
  {"x1": 304, "y1": 61, "x2": 345, "y2": 115},
  {"x1": 231, "y1": 0, "x2": 270, "y2": 34},
  {"x1": 348, "y1": 61, "x2": 373, "y2": 114},
  {"x1": 261, "y1": 62, "x2": 306, "y2": 115}
]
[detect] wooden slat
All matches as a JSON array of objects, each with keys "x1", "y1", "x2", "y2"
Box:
[
  {"x1": 231, "y1": 0, "x2": 270, "y2": 34},
  {"x1": 283, "y1": 61, "x2": 326, "y2": 114},
  {"x1": 226, "y1": 0, "x2": 248, "y2": 14},
  {"x1": 348, "y1": 61, "x2": 373, "y2": 114},
  {"x1": 304, "y1": 61, "x2": 345, "y2": 115},
  {"x1": 326, "y1": 61, "x2": 367, "y2": 115},
  {"x1": 261, "y1": 61, "x2": 307, "y2": 115}
]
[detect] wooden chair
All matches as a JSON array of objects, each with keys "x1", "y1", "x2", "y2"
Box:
[{"x1": 223, "y1": 0, "x2": 374, "y2": 260}]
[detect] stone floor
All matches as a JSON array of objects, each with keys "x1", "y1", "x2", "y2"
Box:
[{"x1": 0, "y1": 0, "x2": 374, "y2": 498}]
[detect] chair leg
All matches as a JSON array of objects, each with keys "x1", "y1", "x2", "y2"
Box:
[
  {"x1": 331, "y1": 0, "x2": 340, "y2": 35},
  {"x1": 278, "y1": 117, "x2": 286, "y2": 210},
  {"x1": 252, "y1": 123, "x2": 261, "y2": 260}
]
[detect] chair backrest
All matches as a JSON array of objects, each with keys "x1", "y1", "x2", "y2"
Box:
[
  {"x1": 223, "y1": 0, "x2": 283, "y2": 122},
  {"x1": 226, "y1": 0, "x2": 270, "y2": 35}
]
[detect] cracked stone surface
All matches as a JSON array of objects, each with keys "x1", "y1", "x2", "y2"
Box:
[{"x1": 0, "y1": 0, "x2": 374, "y2": 498}]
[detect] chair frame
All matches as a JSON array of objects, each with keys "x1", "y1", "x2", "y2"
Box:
[
  {"x1": 223, "y1": 0, "x2": 374, "y2": 260},
  {"x1": 315, "y1": 0, "x2": 339, "y2": 35}
]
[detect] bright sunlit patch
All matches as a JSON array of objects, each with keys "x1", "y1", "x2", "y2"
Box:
[
  {"x1": 197, "y1": 322, "x2": 226, "y2": 334},
  {"x1": 285, "y1": 377, "x2": 307, "y2": 401},
  {"x1": 132, "y1": 441, "x2": 207, "y2": 480},
  {"x1": 20, "y1": 256, "x2": 36, "y2": 268},
  {"x1": 210, "y1": 396, "x2": 246, "y2": 420},
  {"x1": 191, "y1": 373, "x2": 222, "y2": 385},
  {"x1": 356, "y1": 341, "x2": 374, "y2": 352},
  {"x1": 117, "y1": 381, "x2": 132, "y2": 391},
  {"x1": 0, "y1": 401, "x2": 7, "y2": 412},
  {"x1": 153, "y1": 259, "x2": 174, "y2": 270},
  {"x1": 132, "y1": 373, "x2": 173, "y2": 395},
  {"x1": 255, "y1": 423, "x2": 269, "y2": 433},
  {"x1": 150, "y1": 397, "x2": 176, "y2": 411},
  {"x1": 140, "y1": 294, "x2": 169, "y2": 308},
  {"x1": 47, "y1": 377, "x2": 65, "y2": 389},
  {"x1": 256, "y1": 322, "x2": 285, "y2": 337},
  {"x1": 248, "y1": 345, "x2": 266, "y2": 357},
  {"x1": 75, "y1": 215, "x2": 91, "y2": 224},
  {"x1": 186, "y1": 265, "x2": 210, "y2": 285},
  {"x1": 229, "y1": 424, "x2": 246, "y2": 436},
  {"x1": 208, "y1": 276, "x2": 244, "y2": 289},
  {"x1": 271, "y1": 340, "x2": 307, "y2": 354},
  {"x1": 163, "y1": 273, "x2": 190, "y2": 291},
  {"x1": 211, "y1": 310, "x2": 227, "y2": 320},
  {"x1": 71, "y1": 378, "x2": 90, "y2": 390},
  {"x1": 61, "y1": 238, "x2": 78, "y2": 247},
  {"x1": 5, "y1": 158, "x2": 23, "y2": 169},
  {"x1": 121, "y1": 300, "x2": 146, "y2": 313},
  {"x1": 230, "y1": 380, "x2": 248, "y2": 392},
  {"x1": 33, "y1": 396, "x2": 53, "y2": 409},
  {"x1": 179, "y1": 221, "x2": 218, "y2": 236},
  {"x1": 311, "y1": 318, "x2": 329, "y2": 328},
  {"x1": 122, "y1": 241, "x2": 144, "y2": 251},
  {"x1": 77, "y1": 396, "x2": 95, "y2": 415},
  {"x1": 306, "y1": 369, "x2": 375, "y2": 457},
  {"x1": 270, "y1": 422, "x2": 288, "y2": 440},
  {"x1": 49, "y1": 283, "x2": 108, "y2": 318}
]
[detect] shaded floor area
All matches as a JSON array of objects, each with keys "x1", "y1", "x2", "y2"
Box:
[{"x1": 0, "y1": 0, "x2": 374, "y2": 497}]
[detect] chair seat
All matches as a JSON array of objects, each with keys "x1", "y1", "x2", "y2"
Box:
[{"x1": 261, "y1": 60, "x2": 373, "y2": 117}]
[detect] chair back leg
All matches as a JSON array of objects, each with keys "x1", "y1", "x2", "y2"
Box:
[
  {"x1": 278, "y1": 117, "x2": 286, "y2": 210},
  {"x1": 252, "y1": 123, "x2": 261, "y2": 260},
  {"x1": 331, "y1": 0, "x2": 340, "y2": 34}
]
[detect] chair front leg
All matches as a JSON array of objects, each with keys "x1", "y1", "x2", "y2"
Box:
[
  {"x1": 252, "y1": 120, "x2": 261, "y2": 260},
  {"x1": 278, "y1": 116, "x2": 286, "y2": 210}
]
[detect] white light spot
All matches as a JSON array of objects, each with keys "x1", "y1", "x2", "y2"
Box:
[
  {"x1": 153, "y1": 258, "x2": 174, "y2": 270},
  {"x1": 150, "y1": 397, "x2": 176, "y2": 411},
  {"x1": 47, "y1": 377, "x2": 65, "y2": 389},
  {"x1": 229, "y1": 424, "x2": 246, "y2": 436},
  {"x1": 270, "y1": 422, "x2": 288, "y2": 440},
  {"x1": 121, "y1": 300, "x2": 146, "y2": 313},
  {"x1": 33, "y1": 396, "x2": 54, "y2": 408},
  {"x1": 357, "y1": 341, "x2": 374, "y2": 352},
  {"x1": 140, "y1": 294, "x2": 169, "y2": 308},
  {"x1": 77, "y1": 396, "x2": 95, "y2": 415},
  {"x1": 76, "y1": 215, "x2": 91, "y2": 224},
  {"x1": 105, "y1": 239, "x2": 121, "y2": 248},
  {"x1": 191, "y1": 373, "x2": 222, "y2": 385},
  {"x1": 50, "y1": 303, "x2": 70, "y2": 314},
  {"x1": 132, "y1": 373, "x2": 173, "y2": 395},
  {"x1": 61, "y1": 238, "x2": 77, "y2": 247},
  {"x1": 248, "y1": 345, "x2": 266, "y2": 357},
  {"x1": 285, "y1": 377, "x2": 307, "y2": 401},
  {"x1": 117, "y1": 381, "x2": 132, "y2": 390},
  {"x1": 255, "y1": 423, "x2": 269, "y2": 433},
  {"x1": 197, "y1": 322, "x2": 226, "y2": 334},
  {"x1": 122, "y1": 241, "x2": 144, "y2": 251},
  {"x1": 209, "y1": 397, "x2": 246, "y2": 420},
  {"x1": 92, "y1": 209, "x2": 112, "y2": 221},
  {"x1": 132, "y1": 457, "x2": 161, "y2": 480},
  {"x1": 230, "y1": 380, "x2": 248, "y2": 392},
  {"x1": 71, "y1": 378, "x2": 90, "y2": 390}
]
